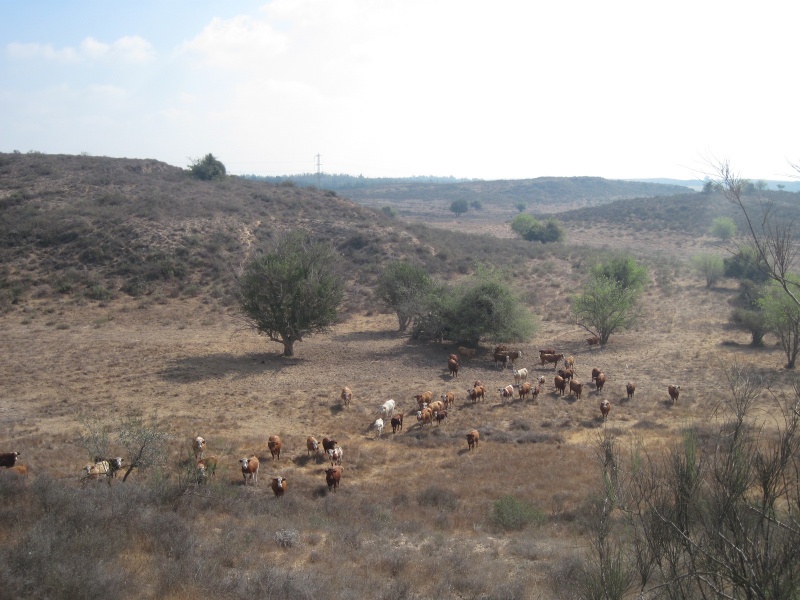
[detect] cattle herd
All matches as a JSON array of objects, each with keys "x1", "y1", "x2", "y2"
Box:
[{"x1": 0, "y1": 345, "x2": 684, "y2": 495}]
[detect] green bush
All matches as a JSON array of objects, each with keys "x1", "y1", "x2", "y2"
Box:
[
  {"x1": 710, "y1": 216, "x2": 737, "y2": 241},
  {"x1": 510, "y1": 214, "x2": 565, "y2": 243},
  {"x1": 188, "y1": 153, "x2": 226, "y2": 181},
  {"x1": 492, "y1": 495, "x2": 546, "y2": 531}
]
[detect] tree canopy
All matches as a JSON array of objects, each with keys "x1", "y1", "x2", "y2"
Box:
[
  {"x1": 510, "y1": 214, "x2": 565, "y2": 243},
  {"x1": 237, "y1": 232, "x2": 343, "y2": 356},
  {"x1": 375, "y1": 261, "x2": 434, "y2": 332},
  {"x1": 189, "y1": 153, "x2": 227, "y2": 181}
]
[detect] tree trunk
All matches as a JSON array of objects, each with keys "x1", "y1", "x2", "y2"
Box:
[
  {"x1": 398, "y1": 315, "x2": 410, "y2": 332},
  {"x1": 283, "y1": 340, "x2": 295, "y2": 357}
]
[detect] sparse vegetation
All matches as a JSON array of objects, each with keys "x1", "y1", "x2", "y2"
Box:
[
  {"x1": 710, "y1": 215, "x2": 737, "y2": 241},
  {"x1": 690, "y1": 252, "x2": 724, "y2": 287}
]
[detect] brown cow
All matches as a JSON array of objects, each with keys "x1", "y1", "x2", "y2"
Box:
[
  {"x1": 466, "y1": 429, "x2": 480, "y2": 451},
  {"x1": 240, "y1": 456, "x2": 259, "y2": 485},
  {"x1": 570, "y1": 380, "x2": 584, "y2": 399},
  {"x1": 600, "y1": 400, "x2": 611, "y2": 421},
  {"x1": 595, "y1": 372, "x2": 606, "y2": 392},
  {"x1": 326, "y1": 466, "x2": 343, "y2": 492},
  {"x1": 668, "y1": 384, "x2": 681, "y2": 404},
  {"x1": 541, "y1": 353, "x2": 564, "y2": 369},
  {"x1": 626, "y1": 382, "x2": 636, "y2": 401},
  {"x1": 458, "y1": 346, "x2": 476, "y2": 360},
  {"x1": 391, "y1": 412, "x2": 404, "y2": 433},
  {"x1": 271, "y1": 476, "x2": 287, "y2": 497},
  {"x1": 558, "y1": 368, "x2": 574, "y2": 382},
  {"x1": 554, "y1": 375, "x2": 567, "y2": 395},
  {"x1": 340, "y1": 386, "x2": 353, "y2": 407},
  {"x1": 587, "y1": 336, "x2": 600, "y2": 346},
  {"x1": 466, "y1": 386, "x2": 485, "y2": 403},
  {"x1": 448, "y1": 357, "x2": 459, "y2": 377},
  {"x1": 518, "y1": 381, "x2": 532, "y2": 401},
  {"x1": 268, "y1": 435, "x2": 282, "y2": 460}
]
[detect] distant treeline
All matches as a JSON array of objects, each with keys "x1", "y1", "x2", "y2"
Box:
[{"x1": 242, "y1": 173, "x2": 475, "y2": 190}]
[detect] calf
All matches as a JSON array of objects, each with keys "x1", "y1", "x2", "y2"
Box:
[
  {"x1": 196, "y1": 456, "x2": 217, "y2": 482},
  {"x1": 434, "y1": 409, "x2": 448, "y2": 425},
  {"x1": 268, "y1": 435, "x2": 282, "y2": 460},
  {"x1": 538, "y1": 375, "x2": 546, "y2": 386},
  {"x1": 374, "y1": 418, "x2": 385, "y2": 438},
  {"x1": 192, "y1": 437, "x2": 206, "y2": 460},
  {"x1": 94, "y1": 456, "x2": 124, "y2": 479},
  {"x1": 240, "y1": 456, "x2": 259, "y2": 485},
  {"x1": 668, "y1": 384, "x2": 681, "y2": 404},
  {"x1": 591, "y1": 368, "x2": 602, "y2": 383},
  {"x1": 531, "y1": 384, "x2": 541, "y2": 403},
  {"x1": 340, "y1": 386, "x2": 353, "y2": 407},
  {"x1": 466, "y1": 429, "x2": 480, "y2": 451},
  {"x1": 82, "y1": 460, "x2": 110, "y2": 482},
  {"x1": 391, "y1": 412, "x2": 404, "y2": 433},
  {"x1": 271, "y1": 476, "x2": 287, "y2": 497},
  {"x1": 564, "y1": 355, "x2": 575, "y2": 370},
  {"x1": 322, "y1": 437, "x2": 337, "y2": 453},
  {"x1": 441, "y1": 391, "x2": 455, "y2": 408},
  {"x1": 307, "y1": 436, "x2": 320, "y2": 456},
  {"x1": 626, "y1": 382, "x2": 636, "y2": 401},
  {"x1": 600, "y1": 400, "x2": 611, "y2": 421},
  {"x1": 326, "y1": 465, "x2": 343, "y2": 492},
  {"x1": 0, "y1": 452, "x2": 20, "y2": 468},
  {"x1": 327, "y1": 446, "x2": 344, "y2": 465},
  {"x1": 498, "y1": 384, "x2": 515, "y2": 403},
  {"x1": 518, "y1": 381, "x2": 532, "y2": 401},
  {"x1": 595, "y1": 372, "x2": 606, "y2": 392},
  {"x1": 466, "y1": 385, "x2": 485, "y2": 403},
  {"x1": 570, "y1": 380, "x2": 584, "y2": 399},
  {"x1": 554, "y1": 375, "x2": 567, "y2": 395}
]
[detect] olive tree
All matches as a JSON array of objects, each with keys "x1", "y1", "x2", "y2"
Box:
[
  {"x1": 189, "y1": 153, "x2": 226, "y2": 181},
  {"x1": 237, "y1": 232, "x2": 344, "y2": 356},
  {"x1": 449, "y1": 199, "x2": 469, "y2": 217},
  {"x1": 375, "y1": 261, "x2": 433, "y2": 332}
]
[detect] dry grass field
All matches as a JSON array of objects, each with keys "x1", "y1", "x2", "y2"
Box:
[{"x1": 1, "y1": 211, "x2": 795, "y2": 598}]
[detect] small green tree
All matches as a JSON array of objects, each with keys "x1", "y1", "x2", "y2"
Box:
[
  {"x1": 729, "y1": 280, "x2": 768, "y2": 346},
  {"x1": 690, "y1": 253, "x2": 724, "y2": 288},
  {"x1": 381, "y1": 206, "x2": 397, "y2": 219},
  {"x1": 510, "y1": 214, "x2": 565, "y2": 243},
  {"x1": 189, "y1": 153, "x2": 226, "y2": 181},
  {"x1": 710, "y1": 216, "x2": 737, "y2": 241},
  {"x1": 514, "y1": 202, "x2": 527, "y2": 213},
  {"x1": 573, "y1": 257, "x2": 646, "y2": 345},
  {"x1": 760, "y1": 278, "x2": 800, "y2": 368},
  {"x1": 470, "y1": 200, "x2": 483, "y2": 210},
  {"x1": 450, "y1": 199, "x2": 469, "y2": 217},
  {"x1": 723, "y1": 246, "x2": 770, "y2": 283},
  {"x1": 375, "y1": 261, "x2": 433, "y2": 332},
  {"x1": 237, "y1": 232, "x2": 344, "y2": 356}
]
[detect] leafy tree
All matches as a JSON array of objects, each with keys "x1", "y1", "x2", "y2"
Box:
[
  {"x1": 449, "y1": 199, "x2": 469, "y2": 217},
  {"x1": 412, "y1": 267, "x2": 537, "y2": 345},
  {"x1": 573, "y1": 258, "x2": 646, "y2": 345},
  {"x1": 729, "y1": 280, "x2": 768, "y2": 346},
  {"x1": 701, "y1": 179, "x2": 715, "y2": 194},
  {"x1": 510, "y1": 214, "x2": 565, "y2": 243},
  {"x1": 237, "y1": 232, "x2": 344, "y2": 356},
  {"x1": 710, "y1": 216, "x2": 737, "y2": 241},
  {"x1": 760, "y1": 278, "x2": 800, "y2": 368},
  {"x1": 723, "y1": 246, "x2": 770, "y2": 283},
  {"x1": 470, "y1": 200, "x2": 483, "y2": 210},
  {"x1": 375, "y1": 261, "x2": 433, "y2": 332},
  {"x1": 690, "y1": 253, "x2": 724, "y2": 288},
  {"x1": 514, "y1": 202, "x2": 527, "y2": 213},
  {"x1": 189, "y1": 153, "x2": 226, "y2": 181},
  {"x1": 381, "y1": 206, "x2": 397, "y2": 219}
]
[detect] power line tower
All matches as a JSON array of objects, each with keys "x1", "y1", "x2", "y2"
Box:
[{"x1": 315, "y1": 154, "x2": 322, "y2": 188}]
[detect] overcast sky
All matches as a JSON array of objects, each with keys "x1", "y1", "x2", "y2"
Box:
[{"x1": 2, "y1": 1, "x2": 798, "y2": 181}]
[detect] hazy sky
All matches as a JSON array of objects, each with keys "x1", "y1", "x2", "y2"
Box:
[{"x1": 2, "y1": 1, "x2": 798, "y2": 181}]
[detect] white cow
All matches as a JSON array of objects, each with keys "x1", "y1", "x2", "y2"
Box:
[
  {"x1": 513, "y1": 368, "x2": 529, "y2": 386},
  {"x1": 380, "y1": 399, "x2": 396, "y2": 420},
  {"x1": 374, "y1": 418, "x2": 385, "y2": 438}
]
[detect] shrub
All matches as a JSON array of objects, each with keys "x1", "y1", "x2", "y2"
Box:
[
  {"x1": 491, "y1": 495, "x2": 546, "y2": 531},
  {"x1": 710, "y1": 216, "x2": 737, "y2": 241},
  {"x1": 188, "y1": 153, "x2": 226, "y2": 181}
]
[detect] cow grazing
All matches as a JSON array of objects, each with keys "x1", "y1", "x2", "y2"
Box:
[
  {"x1": 0, "y1": 452, "x2": 20, "y2": 468},
  {"x1": 595, "y1": 372, "x2": 606, "y2": 392},
  {"x1": 391, "y1": 412, "x2": 404, "y2": 433},
  {"x1": 514, "y1": 367, "x2": 529, "y2": 386},
  {"x1": 557, "y1": 368, "x2": 574, "y2": 382},
  {"x1": 327, "y1": 446, "x2": 344, "y2": 465},
  {"x1": 196, "y1": 456, "x2": 217, "y2": 482},
  {"x1": 570, "y1": 380, "x2": 584, "y2": 399},
  {"x1": 466, "y1": 386, "x2": 485, "y2": 403},
  {"x1": 448, "y1": 357, "x2": 460, "y2": 377},
  {"x1": 374, "y1": 418, "x2": 385, "y2": 438},
  {"x1": 380, "y1": 399, "x2": 396, "y2": 420},
  {"x1": 271, "y1": 476, "x2": 287, "y2": 497},
  {"x1": 554, "y1": 375, "x2": 567, "y2": 395},
  {"x1": 340, "y1": 386, "x2": 353, "y2": 407},
  {"x1": 322, "y1": 437, "x2": 337, "y2": 453},
  {"x1": 307, "y1": 436, "x2": 320, "y2": 456},
  {"x1": 518, "y1": 381, "x2": 532, "y2": 401},
  {"x1": 668, "y1": 384, "x2": 681, "y2": 404},
  {"x1": 499, "y1": 384, "x2": 515, "y2": 403},
  {"x1": 82, "y1": 460, "x2": 110, "y2": 482},
  {"x1": 600, "y1": 400, "x2": 611, "y2": 421},
  {"x1": 192, "y1": 437, "x2": 206, "y2": 460},
  {"x1": 435, "y1": 409, "x2": 448, "y2": 425},
  {"x1": 268, "y1": 435, "x2": 282, "y2": 460},
  {"x1": 326, "y1": 466, "x2": 343, "y2": 492},
  {"x1": 587, "y1": 336, "x2": 600, "y2": 346},
  {"x1": 541, "y1": 353, "x2": 564, "y2": 369},
  {"x1": 458, "y1": 346, "x2": 476, "y2": 359},
  {"x1": 626, "y1": 382, "x2": 636, "y2": 401},
  {"x1": 466, "y1": 430, "x2": 480, "y2": 451},
  {"x1": 240, "y1": 456, "x2": 259, "y2": 485}
]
